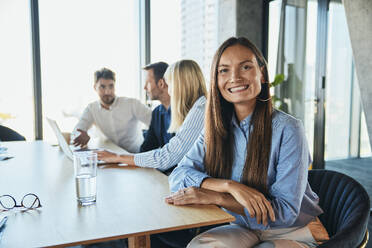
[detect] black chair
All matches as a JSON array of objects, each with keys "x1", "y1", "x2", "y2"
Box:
[
  {"x1": 0, "y1": 125, "x2": 26, "y2": 141},
  {"x1": 308, "y1": 169, "x2": 370, "y2": 248}
]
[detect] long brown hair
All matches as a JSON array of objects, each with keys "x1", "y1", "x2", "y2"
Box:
[{"x1": 204, "y1": 37, "x2": 273, "y2": 195}]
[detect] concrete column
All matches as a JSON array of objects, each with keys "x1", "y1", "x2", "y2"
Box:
[
  {"x1": 343, "y1": 0, "x2": 372, "y2": 149},
  {"x1": 218, "y1": 0, "x2": 266, "y2": 53}
]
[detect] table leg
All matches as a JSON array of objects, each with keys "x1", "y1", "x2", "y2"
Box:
[{"x1": 128, "y1": 235, "x2": 150, "y2": 248}]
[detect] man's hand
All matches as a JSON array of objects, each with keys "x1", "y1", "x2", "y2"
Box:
[
  {"x1": 72, "y1": 129, "x2": 90, "y2": 147},
  {"x1": 165, "y1": 187, "x2": 222, "y2": 206},
  {"x1": 227, "y1": 181, "x2": 275, "y2": 226}
]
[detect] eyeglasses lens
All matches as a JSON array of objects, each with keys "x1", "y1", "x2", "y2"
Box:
[
  {"x1": 0, "y1": 195, "x2": 16, "y2": 209},
  {"x1": 22, "y1": 194, "x2": 39, "y2": 209}
]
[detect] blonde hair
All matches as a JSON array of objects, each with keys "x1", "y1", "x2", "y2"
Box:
[{"x1": 165, "y1": 60, "x2": 207, "y2": 133}]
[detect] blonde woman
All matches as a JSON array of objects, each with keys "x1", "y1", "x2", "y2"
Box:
[{"x1": 97, "y1": 60, "x2": 207, "y2": 172}]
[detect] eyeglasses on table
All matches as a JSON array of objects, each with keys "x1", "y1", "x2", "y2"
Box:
[{"x1": 0, "y1": 193, "x2": 42, "y2": 211}]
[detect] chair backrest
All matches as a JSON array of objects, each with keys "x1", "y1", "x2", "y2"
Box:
[
  {"x1": 308, "y1": 169, "x2": 370, "y2": 248},
  {"x1": 0, "y1": 125, "x2": 26, "y2": 141}
]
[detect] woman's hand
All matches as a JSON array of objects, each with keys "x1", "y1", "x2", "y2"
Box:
[
  {"x1": 227, "y1": 181, "x2": 275, "y2": 226},
  {"x1": 96, "y1": 150, "x2": 121, "y2": 163},
  {"x1": 165, "y1": 187, "x2": 222, "y2": 206},
  {"x1": 96, "y1": 151, "x2": 136, "y2": 166}
]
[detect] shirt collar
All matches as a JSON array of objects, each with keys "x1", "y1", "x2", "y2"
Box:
[
  {"x1": 232, "y1": 112, "x2": 252, "y2": 130},
  {"x1": 99, "y1": 97, "x2": 118, "y2": 111},
  {"x1": 159, "y1": 104, "x2": 171, "y2": 114},
  {"x1": 159, "y1": 104, "x2": 166, "y2": 113}
]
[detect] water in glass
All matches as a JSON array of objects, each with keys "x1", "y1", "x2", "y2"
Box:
[{"x1": 73, "y1": 151, "x2": 97, "y2": 206}]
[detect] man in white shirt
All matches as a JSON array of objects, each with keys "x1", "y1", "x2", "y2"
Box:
[{"x1": 72, "y1": 67, "x2": 152, "y2": 153}]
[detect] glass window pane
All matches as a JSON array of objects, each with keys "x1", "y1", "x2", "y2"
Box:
[
  {"x1": 268, "y1": 0, "x2": 317, "y2": 156},
  {"x1": 150, "y1": 0, "x2": 181, "y2": 107},
  {"x1": 38, "y1": 0, "x2": 140, "y2": 143},
  {"x1": 302, "y1": 0, "x2": 318, "y2": 157},
  {"x1": 268, "y1": 0, "x2": 281, "y2": 81},
  {"x1": 360, "y1": 111, "x2": 371, "y2": 157},
  {"x1": 0, "y1": 1, "x2": 34, "y2": 140},
  {"x1": 349, "y1": 63, "x2": 362, "y2": 157},
  {"x1": 151, "y1": 0, "x2": 181, "y2": 65},
  {"x1": 180, "y1": 0, "x2": 219, "y2": 84},
  {"x1": 324, "y1": 2, "x2": 353, "y2": 160},
  {"x1": 151, "y1": 0, "x2": 218, "y2": 88}
]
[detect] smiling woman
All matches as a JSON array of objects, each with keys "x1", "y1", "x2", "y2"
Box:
[{"x1": 167, "y1": 37, "x2": 327, "y2": 248}]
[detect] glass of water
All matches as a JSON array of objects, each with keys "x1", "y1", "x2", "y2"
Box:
[{"x1": 73, "y1": 151, "x2": 97, "y2": 206}]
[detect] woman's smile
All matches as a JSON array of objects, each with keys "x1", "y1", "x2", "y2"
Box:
[{"x1": 228, "y1": 84, "x2": 249, "y2": 93}]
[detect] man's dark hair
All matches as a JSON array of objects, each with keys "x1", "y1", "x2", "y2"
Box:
[
  {"x1": 94, "y1": 67, "x2": 116, "y2": 84},
  {"x1": 143, "y1": 62, "x2": 168, "y2": 83}
]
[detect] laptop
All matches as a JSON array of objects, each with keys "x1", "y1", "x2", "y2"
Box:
[{"x1": 46, "y1": 117, "x2": 107, "y2": 163}]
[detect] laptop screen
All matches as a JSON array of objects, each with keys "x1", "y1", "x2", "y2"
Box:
[{"x1": 46, "y1": 118, "x2": 74, "y2": 160}]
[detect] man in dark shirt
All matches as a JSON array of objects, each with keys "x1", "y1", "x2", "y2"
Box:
[{"x1": 140, "y1": 62, "x2": 174, "y2": 152}]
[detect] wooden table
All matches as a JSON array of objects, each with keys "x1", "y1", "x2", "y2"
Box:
[{"x1": 0, "y1": 141, "x2": 234, "y2": 247}]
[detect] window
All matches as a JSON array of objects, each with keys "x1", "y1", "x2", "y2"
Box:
[
  {"x1": 151, "y1": 0, "x2": 218, "y2": 90},
  {"x1": 268, "y1": 0, "x2": 318, "y2": 155},
  {"x1": 150, "y1": 0, "x2": 181, "y2": 65},
  {"x1": 269, "y1": 0, "x2": 371, "y2": 161},
  {"x1": 0, "y1": 1, "x2": 34, "y2": 140},
  {"x1": 38, "y1": 0, "x2": 140, "y2": 142},
  {"x1": 360, "y1": 111, "x2": 371, "y2": 157},
  {"x1": 324, "y1": 1, "x2": 354, "y2": 159}
]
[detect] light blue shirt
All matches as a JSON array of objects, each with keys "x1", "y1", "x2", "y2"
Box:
[
  {"x1": 169, "y1": 109, "x2": 323, "y2": 230},
  {"x1": 134, "y1": 96, "x2": 206, "y2": 171}
]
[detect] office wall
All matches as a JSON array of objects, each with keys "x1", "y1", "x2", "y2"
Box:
[
  {"x1": 218, "y1": 0, "x2": 265, "y2": 51},
  {"x1": 343, "y1": 0, "x2": 372, "y2": 149}
]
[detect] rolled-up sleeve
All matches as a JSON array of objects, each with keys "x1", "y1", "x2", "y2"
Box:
[
  {"x1": 168, "y1": 132, "x2": 210, "y2": 192},
  {"x1": 74, "y1": 106, "x2": 94, "y2": 131},
  {"x1": 134, "y1": 96, "x2": 206, "y2": 171},
  {"x1": 131, "y1": 99, "x2": 152, "y2": 127}
]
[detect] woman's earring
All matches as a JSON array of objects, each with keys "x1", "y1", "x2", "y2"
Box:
[{"x1": 256, "y1": 82, "x2": 271, "y2": 102}]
